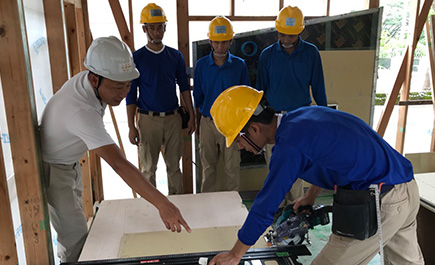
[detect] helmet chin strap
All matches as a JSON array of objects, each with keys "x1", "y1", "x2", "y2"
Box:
[
  {"x1": 151, "y1": 38, "x2": 162, "y2": 44},
  {"x1": 282, "y1": 42, "x2": 295, "y2": 49},
  {"x1": 240, "y1": 133, "x2": 264, "y2": 154},
  {"x1": 213, "y1": 51, "x2": 227, "y2": 58}
]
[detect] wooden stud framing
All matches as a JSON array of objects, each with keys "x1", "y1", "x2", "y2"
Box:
[
  {"x1": 81, "y1": 0, "x2": 92, "y2": 48},
  {"x1": 376, "y1": 0, "x2": 433, "y2": 137},
  {"x1": 43, "y1": 0, "x2": 69, "y2": 93},
  {"x1": 80, "y1": 153, "x2": 94, "y2": 220},
  {"x1": 279, "y1": 0, "x2": 284, "y2": 10},
  {"x1": 395, "y1": 0, "x2": 420, "y2": 154},
  {"x1": 0, "y1": 141, "x2": 18, "y2": 265},
  {"x1": 89, "y1": 151, "x2": 104, "y2": 202},
  {"x1": 0, "y1": 1, "x2": 53, "y2": 264},
  {"x1": 64, "y1": 2, "x2": 81, "y2": 76},
  {"x1": 109, "y1": 0, "x2": 134, "y2": 51},
  {"x1": 427, "y1": 16, "x2": 435, "y2": 152}
]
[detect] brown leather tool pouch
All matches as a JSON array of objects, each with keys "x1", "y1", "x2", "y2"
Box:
[{"x1": 332, "y1": 187, "x2": 377, "y2": 240}]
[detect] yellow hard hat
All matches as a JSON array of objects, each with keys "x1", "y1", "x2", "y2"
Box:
[
  {"x1": 275, "y1": 6, "x2": 305, "y2": 35},
  {"x1": 140, "y1": 3, "x2": 167, "y2": 24},
  {"x1": 208, "y1": 16, "x2": 234, "y2": 41},
  {"x1": 210, "y1": 86, "x2": 264, "y2": 147}
]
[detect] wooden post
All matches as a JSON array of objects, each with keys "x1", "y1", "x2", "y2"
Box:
[
  {"x1": 0, "y1": 0, "x2": 54, "y2": 264},
  {"x1": 0, "y1": 139, "x2": 18, "y2": 265},
  {"x1": 229, "y1": 0, "x2": 235, "y2": 17},
  {"x1": 426, "y1": 16, "x2": 435, "y2": 152},
  {"x1": 43, "y1": 0, "x2": 69, "y2": 93},
  {"x1": 376, "y1": 0, "x2": 433, "y2": 137},
  {"x1": 395, "y1": 0, "x2": 420, "y2": 153},
  {"x1": 177, "y1": 0, "x2": 193, "y2": 194}
]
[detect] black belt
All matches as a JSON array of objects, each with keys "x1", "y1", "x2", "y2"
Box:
[
  {"x1": 202, "y1": 114, "x2": 213, "y2": 120},
  {"x1": 380, "y1": 184, "x2": 394, "y2": 195},
  {"x1": 337, "y1": 184, "x2": 394, "y2": 195},
  {"x1": 139, "y1": 109, "x2": 176, "y2": 116}
]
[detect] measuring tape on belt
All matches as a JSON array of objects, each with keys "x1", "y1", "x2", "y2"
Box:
[{"x1": 369, "y1": 184, "x2": 384, "y2": 265}]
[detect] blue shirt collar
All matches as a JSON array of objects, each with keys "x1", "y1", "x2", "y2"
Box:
[{"x1": 207, "y1": 51, "x2": 234, "y2": 66}]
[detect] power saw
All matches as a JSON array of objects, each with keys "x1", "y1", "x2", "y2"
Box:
[{"x1": 264, "y1": 204, "x2": 333, "y2": 246}]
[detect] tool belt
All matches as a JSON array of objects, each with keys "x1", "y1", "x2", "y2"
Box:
[{"x1": 332, "y1": 186, "x2": 377, "y2": 240}]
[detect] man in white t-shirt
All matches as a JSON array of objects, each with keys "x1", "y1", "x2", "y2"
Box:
[{"x1": 40, "y1": 36, "x2": 191, "y2": 263}]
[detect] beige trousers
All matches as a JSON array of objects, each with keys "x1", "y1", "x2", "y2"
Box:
[
  {"x1": 44, "y1": 162, "x2": 88, "y2": 263},
  {"x1": 312, "y1": 179, "x2": 424, "y2": 265},
  {"x1": 265, "y1": 143, "x2": 304, "y2": 202},
  {"x1": 199, "y1": 116, "x2": 240, "y2": 192},
  {"x1": 137, "y1": 112, "x2": 183, "y2": 195}
]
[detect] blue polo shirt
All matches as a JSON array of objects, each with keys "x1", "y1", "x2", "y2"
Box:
[
  {"x1": 257, "y1": 37, "x2": 327, "y2": 112},
  {"x1": 193, "y1": 52, "x2": 250, "y2": 117},
  {"x1": 126, "y1": 45, "x2": 190, "y2": 112},
  {"x1": 238, "y1": 106, "x2": 414, "y2": 245}
]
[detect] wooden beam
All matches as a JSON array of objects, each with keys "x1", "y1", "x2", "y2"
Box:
[
  {"x1": 64, "y1": 2, "x2": 81, "y2": 76},
  {"x1": 376, "y1": 0, "x2": 433, "y2": 137},
  {"x1": 395, "y1": 0, "x2": 420, "y2": 154},
  {"x1": 108, "y1": 0, "x2": 134, "y2": 51},
  {"x1": 0, "y1": 138, "x2": 18, "y2": 265},
  {"x1": 43, "y1": 0, "x2": 69, "y2": 93},
  {"x1": 326, "y1": 0, "x2": 331, "y2": 16},
  {"x1": 279, "y1": 0, "x2": 284, "y2": 10},
  {"x1": 427, "y1": 16, "x2": 435, "y2": 152},
  {"x1": 0, "y1": 1, "x2": 54, "y2": 264},
  {"x1": 189, "y1": 15, "x2": 277, "y2": 21},
  {"x1": 177, "y1": 0, "x2": 193, "y2": 194}
]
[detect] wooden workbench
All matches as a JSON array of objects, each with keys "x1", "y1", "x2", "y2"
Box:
[{"x1": 79, "y1": 191, "x2": 251, "y2": 261}]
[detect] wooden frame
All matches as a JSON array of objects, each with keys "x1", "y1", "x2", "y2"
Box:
[
  {"x1": 376, "y1": 0, "x2": 433, "y2": 145},
  {"x1": 0, "y1": 0, "x2": 53, "y2": 264}
]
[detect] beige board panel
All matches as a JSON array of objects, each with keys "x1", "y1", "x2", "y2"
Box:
[
  {"x1": 119, "y1": 226, "x2": 269, "y2": 258},
  {"x1": 320, "y1": 50, "x2": 376, "y2": 124},
  {"x1": 405, "y1": 152, "x2": 435, "y2": 174}
]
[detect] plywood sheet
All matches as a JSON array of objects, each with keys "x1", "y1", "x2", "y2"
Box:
[
  {"x1": 80, "y1": 192, "x2": 249, "y2": 261},
  {"x1": 119, "y1": 226, "x2": 269, "y2": 258}
]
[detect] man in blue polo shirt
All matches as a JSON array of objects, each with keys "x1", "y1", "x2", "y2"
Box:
[
  {"x1": 257, "y1": 6, "x2": 328, "y2": 203},
  {"x1": 193, "y1": 16, "x2": 250, "y2": 192},
  {"x1": 126, "y1": 3, "x2": 195, "y2": 195},
  {"x1": 209, "y1": 86, "x2": 423, "y2": 265}
]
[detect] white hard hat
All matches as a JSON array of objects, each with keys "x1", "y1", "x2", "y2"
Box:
[{"x1": 84, "y1": 36, "x2": 139, "y2": 82}]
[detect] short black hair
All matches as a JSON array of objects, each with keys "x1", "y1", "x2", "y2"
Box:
[{"x1": 241, "y1": 98, "x2": 275, "y2": 133}]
